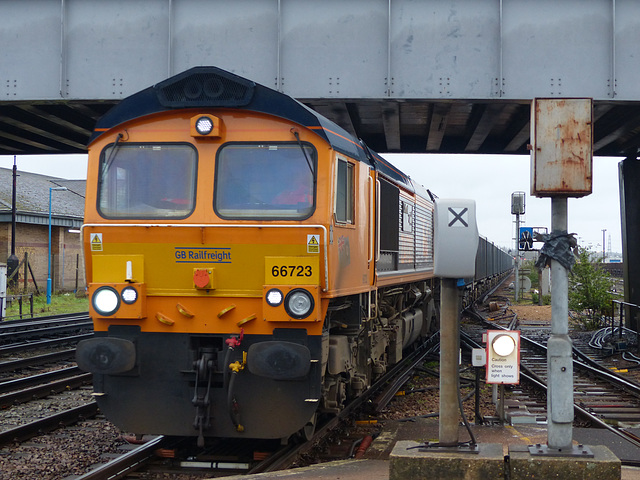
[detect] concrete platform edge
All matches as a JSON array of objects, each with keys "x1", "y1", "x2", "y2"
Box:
[
  {"x1": 509, "y1": 444, "x2": 621, "y2": 480},
  {"x1": 389, "y1": 441, "x2": 505, "y2": 480}
]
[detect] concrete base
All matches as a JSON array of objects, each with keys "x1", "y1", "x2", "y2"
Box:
[
  {"x1": 389, "y1": 441, "x2": 504, "y2": 480},
  {"x1": 509, "y1": 444, "x2": 621, "y2": 480}
]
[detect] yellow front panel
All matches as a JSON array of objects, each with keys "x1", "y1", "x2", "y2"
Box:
[
  {"x1": 85, "y1": 223, "x2": 326, "y2": 294},
  {"x1": 93, "y1": 255, "x2": 144, "y2": 283},
  {"x1": 85, "y1": 224, "x2": 328, "y2": 336}
]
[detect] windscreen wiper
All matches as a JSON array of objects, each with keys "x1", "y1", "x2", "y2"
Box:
[{"x1": 290, "y1": 128, "x2": 314, "y2": 175}]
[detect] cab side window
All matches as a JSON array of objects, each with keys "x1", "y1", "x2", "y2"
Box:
[{"x1": 335, "y1": 158, "x2": 354, "y2": 224}]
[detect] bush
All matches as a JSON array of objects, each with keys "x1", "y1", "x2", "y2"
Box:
[
  {"x1": 524, "y1": 260, "x2": 540, "y2": 289},
  {"x1": 531, "y1": 291, "x2": 551, "y2": 305},
  {"x1": 569, "y1": 248, "x2": 614, "y2": 330}
]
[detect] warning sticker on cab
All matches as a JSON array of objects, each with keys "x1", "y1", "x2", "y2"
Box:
[
  {"x1": 307, "y1": 234, "x2": 320, "y2": 254},
  {"x1": 90, "y1": 233, "x2": 103, "y2": 252},
  {"x1": 265, "y1": 256, "x2": 319, "y2": 285}
]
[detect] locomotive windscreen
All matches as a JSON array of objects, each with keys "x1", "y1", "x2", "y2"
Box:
[
  {"x1": 214, "y1": 142, "x2": 316, "y2": 220},
  {"x1": 97, "y1": 143, "x2": 197, "y2": 219}
]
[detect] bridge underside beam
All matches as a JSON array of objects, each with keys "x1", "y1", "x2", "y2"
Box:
[{"x1": 1, "y1": 0, "x2": 640, "y2": 156}]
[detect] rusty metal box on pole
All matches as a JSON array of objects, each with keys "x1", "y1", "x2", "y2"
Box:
[{"x1": 530, "y1": 98, "x2": 593, "y2": 198}]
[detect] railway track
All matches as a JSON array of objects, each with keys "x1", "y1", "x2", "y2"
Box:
[
  {"x1": 26, "y1": 284, "x2": 640, "y2": 475},
  {"x1": 0, "y1": 313, "x2": 97, "y2": 446},
  {"x1": 0, "y1": 367, "x2": 92, "y2": 409},
  {"x1": 462, "y1": 297, "x2": 640, "y2": 463},
  {"x1": 67, "y1": 333, "x2": 440, "y2": 479},
  {"x1": 0, "y1": 313, "x2": 92, "y2": 345}
]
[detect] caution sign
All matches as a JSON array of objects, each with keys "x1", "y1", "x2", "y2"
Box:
[
  {"x1": 307, "y1": 234, "x2": 319, "y2": 254},
  {"x1": 90, "y1": 233, "x2": 103, "y2": 252},
  {"x1": 485, "y1": 330, "x2": 520, "y2": 385}
]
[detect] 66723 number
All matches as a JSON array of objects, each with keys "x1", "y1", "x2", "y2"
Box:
[{"x1": 271, "y1": 265, "x2": 312, "y2": 277}]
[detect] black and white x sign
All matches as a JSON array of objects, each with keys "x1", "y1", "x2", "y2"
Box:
[{"x1": 448, "y1": 207, "x2": 469, "y2": 228}]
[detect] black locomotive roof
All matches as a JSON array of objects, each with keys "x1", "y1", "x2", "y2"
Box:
[{"x1": 90, "y1": 66, "x2": 415, "y2": 191}]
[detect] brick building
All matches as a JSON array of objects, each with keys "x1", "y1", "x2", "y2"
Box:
[{"x1": 0, "y1": 167, "x2": 86, "y2": 294}]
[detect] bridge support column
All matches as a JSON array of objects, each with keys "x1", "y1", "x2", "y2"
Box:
[{"x1": 619, "y1": 156, "x2": 640, "y2": 333}]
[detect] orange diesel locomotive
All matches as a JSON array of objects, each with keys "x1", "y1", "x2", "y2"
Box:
[{"x1": 77, "y1": 67, "x2": 509, "y2": 443}]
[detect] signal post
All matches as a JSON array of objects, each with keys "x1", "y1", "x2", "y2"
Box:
[
  {"x1": 433, "y1": 199, "x2": 479, "y2": 447},
  {"x1": 530, "y1": 98, "x2": 591, "y2": 452},
  {"x1": 389, "y1": 199, "x2": 507, "y2": 478},
  {"x1": 391, "y1": 99, "x2": 620, "y2": 480},
  {"x1": 510, "y1": 99, "x2": 618, "y2": 476}
]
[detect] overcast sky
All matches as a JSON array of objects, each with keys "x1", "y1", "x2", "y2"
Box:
[
  {"x1": 0, "y1": 153, "x2": 623, "y2": 254},
  {"x1": 385, "y1": 153, "x2": 623, "y2": 254}
]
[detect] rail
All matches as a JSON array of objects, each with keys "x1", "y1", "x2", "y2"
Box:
[
  {"x1": 249, "y1": 333, "x2": 440, "y2": 474},
  {"x1": 73, "y1": 436, "x2": 168, "y2": 480},
  {"x1": 0, "y1": 402, "x2": 99, "y2": 447},
  {"x1": 465, "y1": 305, "x2": 640, "y2": 456}
]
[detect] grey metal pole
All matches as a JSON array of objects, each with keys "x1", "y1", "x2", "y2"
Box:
[
  {"x1": 547, "y1": 197, "x2": 574, "y2": 449},
  {"x1": 7, "y1": 157, "x2": 19, "y2": 288},
  {"x1": 515, "y1": 213, "x2": 520, "y2": 302},
  {"x1": 439, "y1": 278, "x2": 460, "y2": 446},
  {"x1": 47, "y1": 187, "x2": 53, "y2": 304}
]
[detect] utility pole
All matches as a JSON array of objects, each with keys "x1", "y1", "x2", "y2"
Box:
[
  {"x1": 511, "y1": 192, "x2": 525, "y2": 302},
  {"x1": 602, "y1": 229, "x2": 606, "y2": 262},
  {"x1": 7, "y1": 156, "x2": 19, "y2": 289}
]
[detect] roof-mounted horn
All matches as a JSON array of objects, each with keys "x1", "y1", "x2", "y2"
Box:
[{"x1": 154, "y1": 66, "x2": 255, "y2": 108}]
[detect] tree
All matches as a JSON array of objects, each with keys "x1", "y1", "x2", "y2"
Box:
[{"x1": 568, "y1": 247, "x2": 614, "y2": 330}]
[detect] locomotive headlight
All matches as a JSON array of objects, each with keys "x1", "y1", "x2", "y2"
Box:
[
  {"x1": 121, "y1": 286, "x2": 138, "y2": 305},
  {"x1": 284, "y1": 289, "x2": 314, "y2": 319},
  {"x1": 92, "y1": 286, "x2": 121, "y2": 316},
  {"x1": 195, "y1": 116, "x2": 214, "y2": 135},
  {"x1": 492, "y1": 334, "x2": 516, "y2": 357},
  {"x1": 265, "y1": 288, "x2": 283, "y2": 307}
]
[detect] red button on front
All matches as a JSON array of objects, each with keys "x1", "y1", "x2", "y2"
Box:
[{"x1": 193, "y1": 269, "x2": 210, "y2": 288}]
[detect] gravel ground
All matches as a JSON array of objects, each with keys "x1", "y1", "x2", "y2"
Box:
[
  {"x1": 0, "y1": 386, "x2": 129, "y2": 480},
  {"x1": 0, "y1": 417, "x2": 125, "y2": 480},
  {"x1": 5, "y1": 300, "x2": 628, "y2": 479},
  {"x1": 379, "y1": 362, "x2": 495, "y2": 424},
  {"x1": 0, "y1": 387, "x2": 94, "y2": 431}
]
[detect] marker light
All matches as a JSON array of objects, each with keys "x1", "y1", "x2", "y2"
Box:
[
  {"x1": 121, "y1": 286, "x2": 138, "y2": 305},
  {"x1": 265, "y1": 288, "x2": 283, "y2": 307},
  {"x1": 285, "y1": 289, "x2": 314, "y2": 319},
  {"x1": 195, "y1": 116, "x2": 214, "y2": 135},
  {"x1": 92, "y1": 286, "x2": 120, "y2": 316},
  {"x1": 492, "y1": 334, "x2": 516, "y2": 357}
]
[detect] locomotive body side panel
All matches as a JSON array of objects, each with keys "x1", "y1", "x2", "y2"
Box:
[
  {"x1": 376, "y1": 176, "x2": 435, "y2": 287},
  {"x1": 326, "y1": 154, "x2": 375, "y2": 296}
]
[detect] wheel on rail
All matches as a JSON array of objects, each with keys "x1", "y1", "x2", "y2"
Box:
[{"x1": 301, "y1": 413, "x2": 317, "y2": 441}]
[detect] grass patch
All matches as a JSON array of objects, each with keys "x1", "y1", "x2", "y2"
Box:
[{"x1": 2, "y1": 292, "x2": 89, "y2": 321}]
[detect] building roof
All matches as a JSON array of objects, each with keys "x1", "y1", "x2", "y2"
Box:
[{"x1": 0, "y1": 167, "x2": 85, "y2": 228}]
